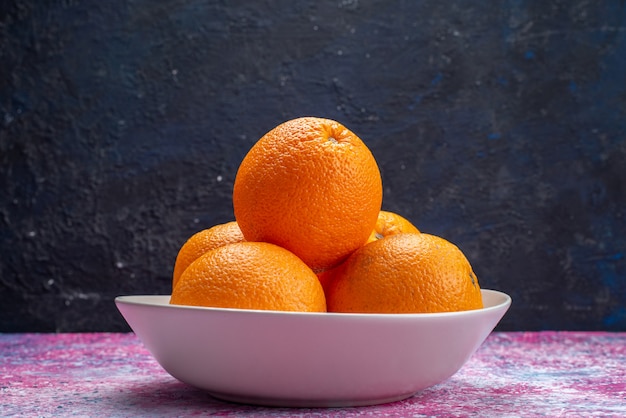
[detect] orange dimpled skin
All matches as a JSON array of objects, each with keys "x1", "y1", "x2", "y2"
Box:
[
  {"x1": 366, "y1": 210, "x2": 420, "y2": 243},
  {"x1": 233, "y1": 117, "x2": 383, "y2": 272},
  {"x1": 172, "y1": 221, "x2": 245, "y2": 290},
  {"x1": 327, "y1": 233, "x2": 483, "y2": 314},
  {"x1": 170, "y1": 242, "x2": 327, "y2": 312}
]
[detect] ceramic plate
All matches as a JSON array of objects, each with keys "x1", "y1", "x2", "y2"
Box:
[{"x1": 116, "y1": 289, "x2": 511, "y2": 407}]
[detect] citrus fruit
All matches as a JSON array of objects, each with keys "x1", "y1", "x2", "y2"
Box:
[
  {"x1": 170, "y1": 242, "x2": 326, "y2": 312},
  {"x1": 366, "y1": 210, "x2": 420, "y2": 243},
  {"x1": 172, "y1": 221, "x2": 245, "y2": 289},
  {"x1": 233, "y1": 117, "x2": 383, "y2": 272},
  {"x1": 327, "y1": 233, "x2": 483, "y2": 313}
]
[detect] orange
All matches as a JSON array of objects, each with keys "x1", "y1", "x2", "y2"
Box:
[
  {"x1": 170, "y1": 242, "x2": 326, "y2": 312},
  {"x1": 366, "y1": 210, "x2": 420, "y2": 243},
  {"x1": 233, "y1": 117, "x2": 383, "y2": 272},
  {"x1": 327, "y1": 233, "x2": 483, "y2": 313},
  {"x1": 172, "y1": 221, "x2": 245, "y2": 290}
]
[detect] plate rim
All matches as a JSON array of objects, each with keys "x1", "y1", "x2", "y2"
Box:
[{"x1": 115, "y1": 288, "x2": 511, "y2": 319}]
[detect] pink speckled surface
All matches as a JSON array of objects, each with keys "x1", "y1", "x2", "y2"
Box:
[{"x1": 1, "y1": 332, "x2": 625, "y2": 417}]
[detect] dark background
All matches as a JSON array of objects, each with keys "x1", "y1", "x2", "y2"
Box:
[{"x1": 1, "y1": 0, "x2": 625, "y2": 332}]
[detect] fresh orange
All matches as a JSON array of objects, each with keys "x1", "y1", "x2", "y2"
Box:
[
  {"x1": 233, "y1": 117, "x2": 383, "y2": 272},
  {"x1": 172, "y1": 221, "x2": 245, "y2": 290},
  {"x1": 170, "y1": 242, "x2": 326, "y2": 312},
  {"x1": 366, "y1": 210, "x2": 420, "y2": 243},
  {"x1": 327, "y1": 233, "x2": 483, "y2": 313}
]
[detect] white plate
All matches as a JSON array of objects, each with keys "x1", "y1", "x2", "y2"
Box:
[{"x1": 115, "y1": 289, "x2": 511, "y2": 407}]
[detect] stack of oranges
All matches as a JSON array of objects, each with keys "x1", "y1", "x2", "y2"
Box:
[{"x1": 170, "y1": 117, "x2": 483, "y2": 314}]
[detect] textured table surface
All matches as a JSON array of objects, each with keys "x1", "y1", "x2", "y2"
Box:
[{"x1": 1, "y1": 332, "x2": 625, "y2": 417}]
